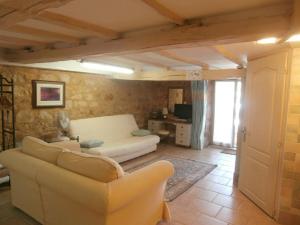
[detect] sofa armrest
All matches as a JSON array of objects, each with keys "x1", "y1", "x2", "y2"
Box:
[{"x1": 108, "y1": 160, "x2": 174, "y2": 212}]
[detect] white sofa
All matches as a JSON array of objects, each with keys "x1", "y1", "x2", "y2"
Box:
[{"x1": 69, "y1": 114, "x2": 160, "y2": 162}]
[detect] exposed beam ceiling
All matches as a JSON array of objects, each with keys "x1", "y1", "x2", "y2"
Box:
[
  {"x1": 5, "y1": 25, "x2": 79, "y2": 43},
  {"x1": 157, "y1": 50, "x2": 209, "y2": 69},
  {"x1": 35, "y1": 11, "x2": 120, "y2": 39},
  {"x1": 141, "y1": 0, "x2": 184, "y2": 25},
  {"x1": 212, "y1": 45, "x2": 246, "y2": 68},
  {"x1": 4, "y1": 3, "x2": 292, "y2": 63},
  {"x1": 124, "y1": 55, "x2": 169, "y2": 68},
  {"x1": 0, "y1": 0, "x2": 74, "y2": 28},
  {"x1": 0, "y1": 35, "x2": 46, "y2": 46}
]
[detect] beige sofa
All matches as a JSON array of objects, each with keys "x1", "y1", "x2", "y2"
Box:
[{"x1": 0, "y1": 136, "x2": 174, "y2": 225}]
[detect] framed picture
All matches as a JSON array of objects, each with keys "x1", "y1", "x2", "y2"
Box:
[{"x1": 32, "y1": 80, "x2": 65, "y2": 108}]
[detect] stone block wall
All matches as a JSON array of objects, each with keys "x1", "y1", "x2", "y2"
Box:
[
  {"x1": 0, "y1": 65, "x2": 216, "y2": 146},
  {"x1": 279, "y1": 48, "x2": 300, "y2": 224}
]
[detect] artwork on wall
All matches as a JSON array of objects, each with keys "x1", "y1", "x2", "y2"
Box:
[{"x1": 32, "y1": 80, "x2": 65, "y2": 108}]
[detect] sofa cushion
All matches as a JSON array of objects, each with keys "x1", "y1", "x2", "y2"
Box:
[
  {"x1": 80, "y1": 139, "x2": 103, "y2": 148},
  {"x1": 131, "y1": 129, "x2": 151, "y2": 137},
  {"x1": 82, "y1": 135, "x2": 160, "y2": 158},
  {"x1": 22, "y1": 136, "x2": 64, "y2": 164},
  {"x1": 57, "y1": 151, "x2": 124, "y2": 183}
]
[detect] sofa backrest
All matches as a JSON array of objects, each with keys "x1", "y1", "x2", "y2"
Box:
[
  {"x1": 21, "y1": 136, "x2": 124, "y2": 183},
  {"x1": 57, "y1": 151, "x2": 124, "y2": 183},
  {"x1": 22, "y1": 136, "x2": 65, "y2": 164},
  {"x1": 69, "y1": 114, "x2": 139, "y2": 142}
]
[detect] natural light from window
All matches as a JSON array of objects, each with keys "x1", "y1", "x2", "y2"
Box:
[{"x1": 213, "y1": 80, "x2": 241, "y2": 147}]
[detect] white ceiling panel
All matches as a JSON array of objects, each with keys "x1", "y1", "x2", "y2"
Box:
[
  {"x1": 19, "y1": 19, "x2": 87, "y2": 38},
  {"x1": 48, "y1": 0, "x2": 170, "y2": 32},
  {"x1": 160, "y1": 0, "x2": 288, "y2": 19}
]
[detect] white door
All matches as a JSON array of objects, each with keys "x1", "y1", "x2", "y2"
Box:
[{"x1": 239, "y1": 52, "x2": 288, "y2": 216}]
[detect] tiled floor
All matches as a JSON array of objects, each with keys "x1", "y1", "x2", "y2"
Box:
[
  {"x1": 0, "y1": 144, "x2": 281, "y2": 225},
  {"x1": 158, "y1": 144, "x2": 281, "y2": 225}
]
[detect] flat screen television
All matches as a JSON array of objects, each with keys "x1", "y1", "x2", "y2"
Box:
[{"x1": 174, "y1": 104, "x2": 192, "y2": 119}]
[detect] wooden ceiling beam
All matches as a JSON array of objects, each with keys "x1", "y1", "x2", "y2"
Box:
[
  {"x1": 5, "y1": 25, "x2": 79, "y2": 43},
  {"x1": 141, "y1": 0, "x2": 184, "y2": 25},
  {"x1": 0, "y1": 35, "x2": 45, "y2": 46},
  {"x1": 157, "y1": 50, "x2": 210, "y2": 69},
  {"x1": 0, "y1": 41, "x2": 22, "y2": 49},
  {"x1": 0, "y1": 0, "x2": 74, "y2": 28},
  {"x1": 35, "y1": 11, "x2": 120, "y2": 39},
  {"x1": 115, "y1": 68, "x2": 246, "y2": 81},
  {"x1": 212, "y1": 45, "x2": 246, "y2": 68},
  {"x1": 4, "y1": 3, "x2": 292, "y2": 63}
]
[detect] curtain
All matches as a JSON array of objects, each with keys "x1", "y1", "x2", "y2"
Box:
[{"x1": 191, "y1": 80, "x2": 207, "y2": 150}]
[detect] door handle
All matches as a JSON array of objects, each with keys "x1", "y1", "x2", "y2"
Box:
[{"x1": 241, "y1": 127, "x2": 247, "y2": 142}]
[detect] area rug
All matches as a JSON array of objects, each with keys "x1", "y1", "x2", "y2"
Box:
[
  {"x1": 125, "y1": 155, "x2": 217, "y2": 201},
  {"x1": 221, "y1": 149, "x2": 237, "y2": 155}
]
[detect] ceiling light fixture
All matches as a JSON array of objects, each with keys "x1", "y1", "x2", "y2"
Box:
[
  {"x1": 286, "y1": 34, "x2": 300, "y2": 42},
  {"x1": 256, "y1": 37, "x2": 278, "y2": 44},
  {"x1": 80, "y1": 60, "x2": 134, "y2": 74}
]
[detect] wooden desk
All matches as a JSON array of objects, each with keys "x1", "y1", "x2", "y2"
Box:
[{"x1": 148, "y1": 119, "x2": 192, "y2": 147}]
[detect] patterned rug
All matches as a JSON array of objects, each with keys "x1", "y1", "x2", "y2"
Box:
[{"x1": 125, "y1": 155, "x2": 217, "y2": 201}]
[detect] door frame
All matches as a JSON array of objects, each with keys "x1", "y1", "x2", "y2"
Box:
[
  {"x1": 273, "y1": 48, "x2": 293, "y2": 220},
  {"x1": 237, "y1": 49, "x2": 292, "y2": 218}
]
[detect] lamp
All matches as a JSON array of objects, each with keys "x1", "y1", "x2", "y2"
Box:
[
  {"x1": 286, "y1": 34, "x2": 300, "y2": 43},
  {"x1": 256, "y1": 37, "x2": 278, "y2": 44},
  {"x1": 162, "y1": 107, "x2": 168, "y2": 119},
  {"x1": 58, "y1": 111, "x2": 70, "y2": 136}
]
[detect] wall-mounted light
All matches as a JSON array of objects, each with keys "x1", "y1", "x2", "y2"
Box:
[
  {"x1": 286, "y1": 34, "x2": 300, "y2": 43},
  {"x1": 80, "y1": 60, "x2": 134, "y2": 75},
  {"x1": 256, "y1": 37, "x2": 278, "y2": 44}
]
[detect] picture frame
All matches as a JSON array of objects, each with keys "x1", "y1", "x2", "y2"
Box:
[{"x1": 32, "y1": 80, "x2": 65, "y2": 108}]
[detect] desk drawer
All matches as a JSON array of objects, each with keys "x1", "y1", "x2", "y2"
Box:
[
  {"x1": 176, "y1": 136, "x2": 191, "y2": 146},
  {"x1": 176, "y1": 124, "x2": 191, "y2": 133}
]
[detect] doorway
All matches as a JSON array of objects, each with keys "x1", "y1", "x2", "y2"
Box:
[{"x1": 212, "y1": 80, "x2": 241, "y2": 149}]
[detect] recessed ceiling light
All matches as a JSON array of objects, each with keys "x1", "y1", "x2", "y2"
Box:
[
  {"x1": 286, "y1": 34, "x2": 300, "y2": 42},
  {"x1": 256, "y1": 37, "x2": 278, "y2": 44},
  {"x1": 80, "y1": 61, "x2": 134, "y2": 75}
]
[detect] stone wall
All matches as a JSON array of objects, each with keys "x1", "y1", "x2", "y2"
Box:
[
  {"x1": 0, "y1": 66, "x2": 218, "y2": 146},
  {"x1": 279, "y1": 48, "x2": 300, "y2": 224}
]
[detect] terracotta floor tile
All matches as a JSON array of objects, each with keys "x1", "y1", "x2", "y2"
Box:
[
  {"x1": 212, "y1": 194, "x2": 244, "y2": 209},
  {"x1": 193, "y1": 213, "x2": 227, "y2": 225},
  {"x1": 171, "y1": 196, "x2": 222, "y2": 218},
  {"x1": 210, "y1": 169, "x2": 227, "y2": 176},
  {"x1": 188, "y1": 198, "x2": 222, "y2": 217},
  {"x1": 209, "y1": 183, "x2": 232, "y2": 195},
  {"x1": 196, "y1": 181, "x2": 233, "y2": 196},
  {"x1": 216, "y1": 207, "x2": 249, "y2": 225},
  {"x1": 186, "y1": 186, "x2": 218, "y2": 201},
  {"x1": 237, "y1": 201, "x2": 267, "y2": 220},
  {"x1": 205, "y1": 174, "x2": 231, "y2": 185}
]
